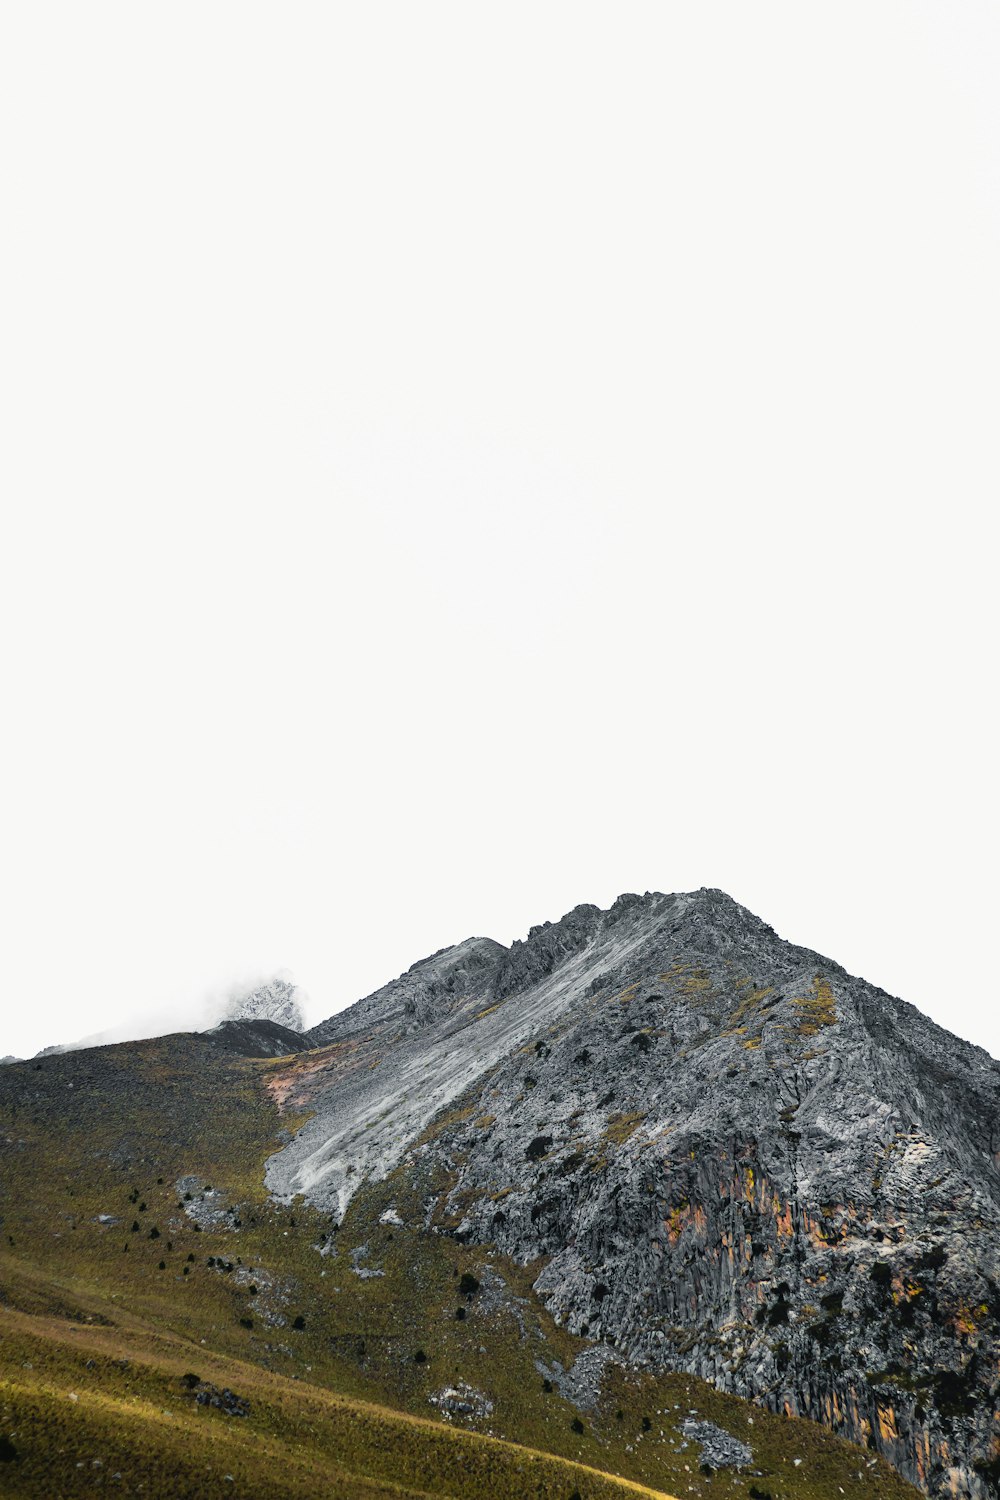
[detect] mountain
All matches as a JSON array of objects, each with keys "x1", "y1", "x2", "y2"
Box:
[
  {"x1": 0, "y1": 889, "x2": 995, "y2": 1499},
  {"x1": 262, "y1": 889, "x2": 1000, "y2": 1496},
  {"x1": 221, "y1": 976, "x2": 306, "y2": 1033},
  {"x1": 204, "y1": 977, "x2": 309, "y2": 1058}
]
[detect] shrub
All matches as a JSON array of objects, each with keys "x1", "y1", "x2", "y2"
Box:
[{"x1": 916, "y1": 1243, "x2": 948, "y2": 1273}]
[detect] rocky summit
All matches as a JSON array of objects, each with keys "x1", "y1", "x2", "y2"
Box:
[
  {"x1": 266, "y1": 889, "x2": 1000, "y2": 1498},
  {"x1": 221, "y1": 976, "x2": 306, "y2": 1034}
]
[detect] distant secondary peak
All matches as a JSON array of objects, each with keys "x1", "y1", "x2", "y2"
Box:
[{"x1": 222, "y1": 976, "x2": 305, "y2": 1033}]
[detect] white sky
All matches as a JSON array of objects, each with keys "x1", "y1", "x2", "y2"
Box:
[{"x1": 1, "y1": 3, "x2": 997, "y2": 1062}]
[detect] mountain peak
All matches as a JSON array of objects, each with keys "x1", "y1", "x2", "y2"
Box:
[{"x1": 220, "y1": 976, "x2": 305, "y2": 1033}]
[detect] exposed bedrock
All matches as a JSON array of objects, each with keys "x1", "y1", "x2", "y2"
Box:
[{"x1": 268, "y1": 888, "x2": 1000, "y2": 1498}]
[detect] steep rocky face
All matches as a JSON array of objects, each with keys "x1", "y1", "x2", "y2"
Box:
[
  {"x1": 268, "y1": 890, "x2": 1000, "y2": 1499},
  {"x1": 223, "y1": 977, "x2": 306, "y2": 1033},
  {"x1": 302, "y1": 937, "x2": 507, "y2": 1047}
]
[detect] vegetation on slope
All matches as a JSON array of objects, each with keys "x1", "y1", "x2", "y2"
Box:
[{"x1": 0, "y1": 1035, "x2": 921, "y2": 1499}]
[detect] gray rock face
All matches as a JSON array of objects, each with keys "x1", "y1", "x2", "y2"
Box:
[
  {"x1": 302, "y1": 937, "x2": 507, "y2": 1047},
  {"x1": 269, "y1": 889, "x2": 1000, "y2": 1499},
  {"x1": 222, "y1": 977, "x2": 305, "y2": 1033}
]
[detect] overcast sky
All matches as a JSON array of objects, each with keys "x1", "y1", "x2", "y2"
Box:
[{"x1": 2, "y1": 3, "x2": 997, "y2": 1063}]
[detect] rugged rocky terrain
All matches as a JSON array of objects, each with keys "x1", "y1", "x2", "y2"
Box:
[
  {"x1": 1, "y1": 888, "x2": 996, "y2": 1499},
  {"x1": 266, "y1": 890, "x2": 1000, "y2": 1498},
  {"x1": 222, "y1": 976, "x2": 306, "y2": 1033}
]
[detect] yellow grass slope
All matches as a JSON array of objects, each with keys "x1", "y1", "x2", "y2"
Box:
[{"x1": 0, "y1": 1295, "x2": 677, "y2": 1500}]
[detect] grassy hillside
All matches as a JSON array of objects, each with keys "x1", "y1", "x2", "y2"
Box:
[{"x1": 0, "y1": 1036, "x2": 922, "y2": 1499}]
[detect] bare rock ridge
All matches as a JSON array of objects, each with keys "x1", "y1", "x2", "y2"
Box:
[
  {"x1": 265, "y1": 888, "x2": 1000, "y2": 1500},
  {"x1": 222, "y1": 976, "x2": 306, "y2": 1033}
]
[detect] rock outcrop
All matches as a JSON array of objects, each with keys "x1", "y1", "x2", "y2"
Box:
[
  {"x1": 221, "y1": 977, "x2": 306, "y2": 1034},
  {"x1": 267, "y1": 889, "x2": 1000, "y2": 1499}
]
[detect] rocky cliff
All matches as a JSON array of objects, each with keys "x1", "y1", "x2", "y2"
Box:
[
  {"x1": 266, "y1": 889, "x2": 1000, "y2": 1499},
  {"x1": 222, "y1": 976, "x2": 306, "y2": 1033}
]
